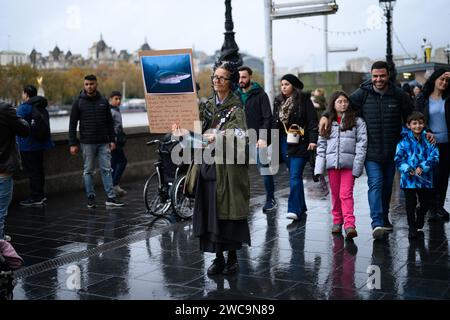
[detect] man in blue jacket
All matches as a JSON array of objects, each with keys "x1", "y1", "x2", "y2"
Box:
[{"x1": 17, "y1": 85, "x2": 54, "y2": 206}]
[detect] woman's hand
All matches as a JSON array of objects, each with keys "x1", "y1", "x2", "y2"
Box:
[
  {"x1": 171, "y1": 123, "x2": 189, "y2": 137},
  {"x1": 203, "y1": 133, "x2": 216, "y2": 144},
  {"x1": 307, "y1": 143, "x2": 317, "y2": 151}
]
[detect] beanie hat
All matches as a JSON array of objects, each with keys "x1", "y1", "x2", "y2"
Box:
[{"x1": 281, "y1": 74, "x2": 304, "y2": 90}]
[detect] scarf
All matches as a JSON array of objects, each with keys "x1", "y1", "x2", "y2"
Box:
[{"x1": 279, "y1": 96, "x2": 294, "y2": 126}]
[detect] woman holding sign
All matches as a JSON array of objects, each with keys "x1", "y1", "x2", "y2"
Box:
[{"x1": 173, "y1": 62, "x2": 250, "y2": 276}]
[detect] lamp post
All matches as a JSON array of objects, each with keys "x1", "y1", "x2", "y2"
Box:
[
  {"x1": 379, "y1": 0, "x2": 396, "y2": 82},
  {"x1": 216, "y1": 0, "x2": 242, "y2": 69},
  {"x1": 444, "y1": 44, "x2": 450, "y2": 65}
]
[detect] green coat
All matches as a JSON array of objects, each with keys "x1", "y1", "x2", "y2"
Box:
[{"x1": 200, "y1": 93, "x2": 250, "y2": 220}]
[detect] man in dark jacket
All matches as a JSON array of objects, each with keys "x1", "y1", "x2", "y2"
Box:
[
  {"x1": 69, "y1": 75, "x2": 123, "y2": 208},
  {"x1": 0, "y1": 101, "x2": 30, "y2": 240},
  {"x1": 236, "y1": 66, "x2": 276, "y2": 212},
  {"x1": 17, "y1": 85, "x2": 54, "y2": 206},
  {"x1": 320, "y1": 61, "x2": 419, "y2": 239}
]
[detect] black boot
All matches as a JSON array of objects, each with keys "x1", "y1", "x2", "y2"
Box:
[
  {"x1": 223, "y1": 250, "x2": 238, "y2": 275},
  {"x1": 207, "y1": 253, "x2": 225, "y2": 275}
]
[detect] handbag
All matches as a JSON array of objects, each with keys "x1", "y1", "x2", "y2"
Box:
[
  {"x1": 282, "y1": 122, "x2": 304, "y2": 144},
  {"x1": 183, "y1": 162, "x2": 199, "y2": 198}
]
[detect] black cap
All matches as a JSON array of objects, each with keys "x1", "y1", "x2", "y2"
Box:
[{"x1": 281, "y1": 74, "x2": 304, "y2": 90}]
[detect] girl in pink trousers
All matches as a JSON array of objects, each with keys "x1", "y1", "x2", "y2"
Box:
[{"x1": 314, "y1": 91, "x2": 367, "y2": 239}]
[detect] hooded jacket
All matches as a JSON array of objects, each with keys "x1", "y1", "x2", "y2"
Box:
[
  {"x1": 394, "y1": 129, "x2": 439, "y2": 189},
  {"x1": 0, "y1": 102, "x2": 30, "y2": 174},
  {"x1": 236, "y1": 82, "x2": 272, "y2": 142},
  {"x1": 69, "y1": 90, "x2": 115, "y2": 146},
  {"x1": 349, "y1": 80, "x2": 413, "y2": 163},
  {"x1": 315, "y1": 116, "x2": 367, "y2": 177},
  {"x1": 16, "y1": 96, "x2": 54, "y2": 151}
]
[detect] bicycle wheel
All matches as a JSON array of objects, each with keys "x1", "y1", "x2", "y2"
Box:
[
  {"x1": 143, "y1": 173, "x2": 171, "y2": 217},
  {"x1": 171, "y1": 174, "x2": 195, "y2": 219}
]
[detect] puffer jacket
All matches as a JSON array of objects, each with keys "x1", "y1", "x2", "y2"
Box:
[
  {"x1": 349, "y1": 80, "x2": 413, "y2": 162},
  {"x1": 394, "y1": 129, "x2": 439, "y2": 189},
  {"x1": 315, "y1": 116, "x2": 367, "y2": 177},
  {"x1": 69, "y1": 90, "x2": 115, "y2": 146}
]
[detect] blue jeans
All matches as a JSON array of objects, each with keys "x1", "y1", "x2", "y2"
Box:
[
  {"x1": 249, "y1": 144, "x2": 275, "y2": 201},
  {"x1": 280, "y1": 137, "x2": 308, "y2": 217},
  {"x1": 0, "y1": 176, "x2": 13, "y2": 239},
  {"x1": 81, "y1": 144, "x2": 115, "y2": 199},
  {"x1": 365, "y1": 160, "x2": 396, "y2": 229},
  {"x1": 111, "y1": 147, "x2": 128, "y2": 187}
]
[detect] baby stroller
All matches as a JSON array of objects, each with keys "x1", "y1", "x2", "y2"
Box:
[{"x1": 0, "y1": 240, "x2": 24, "y2": 300}]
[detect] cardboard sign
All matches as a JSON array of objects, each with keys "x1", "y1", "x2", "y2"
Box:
[{"x1": 139, "y1": 48, "x2": 199, "y2": 133}]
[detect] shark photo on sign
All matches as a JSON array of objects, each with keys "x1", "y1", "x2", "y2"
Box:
[{"x1": 141, "y1": 53, "x2": 195, "y2": 94}]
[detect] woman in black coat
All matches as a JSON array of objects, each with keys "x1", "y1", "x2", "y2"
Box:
[{"x1": 272, "y1": 74, "x2": 318, "y2": 221}]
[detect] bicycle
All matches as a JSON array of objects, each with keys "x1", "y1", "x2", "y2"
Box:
[{"x1": 143, "y1": 136, "x2": 194, "y2": 219}]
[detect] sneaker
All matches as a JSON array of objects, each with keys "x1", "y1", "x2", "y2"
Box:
[
  {"x1": 286, "y1": 212, "x2": 299, "y2": 220},
  {"x1": 382, "y1": 220, "x2": 394, "y2": 231},
  {"x1": 262, "y1": 199, "x2": 277, "y2": 212},
  {"x1": 437, "y1": 208, "x2": 450, "y2": 220},
  {"x1": 87, "y1": 196, "x2": 96, "y2": 209},
  {"x1": 3, "y1": 235, "x2": 11, "y2": 242},
  {"x1": 372, "y1": 226, "x2": 385, "y2": 240},
  {"x1": 19, "y1": 197, "x2": 45, "y2": 207},
  {"x1": 331, "y1": 224, "x2": 342, "y2": 234},
  {"x1": 113, "y1": 185, "x2": 127, "y2": 197},
  {"x1": 105, "y1": 197, "x2": 124, "y2": 207},
  {"x1": 345, "y1": 227, "x2": 358, "y2": 239}
]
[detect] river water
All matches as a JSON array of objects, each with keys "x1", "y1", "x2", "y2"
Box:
[{"x1": 50, "y1": 112, "x2": 149, "y2": 133}]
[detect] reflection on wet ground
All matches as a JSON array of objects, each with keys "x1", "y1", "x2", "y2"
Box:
[{"x1": 5, "y1": 167, "x2": 450, "y2": 300}]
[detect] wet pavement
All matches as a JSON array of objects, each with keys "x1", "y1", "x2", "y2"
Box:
[{"x1": 4, "y1": 165, "x2": 450, "y2": 300}]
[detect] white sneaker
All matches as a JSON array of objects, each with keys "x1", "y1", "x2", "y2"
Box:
[
  {"x1": 372, "y1": 226, "x2": 385, "y2": 240},
  {"x1": 286, "y1": 212, "x2": 299, "y2": 220}
]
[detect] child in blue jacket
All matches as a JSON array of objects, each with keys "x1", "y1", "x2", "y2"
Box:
[{"x1": 394, "y1": 112, "x2": 439, "y2": 238}]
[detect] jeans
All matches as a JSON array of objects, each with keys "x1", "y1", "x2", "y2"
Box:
[
  {"x1": 20, "y1": 150, "x2": 45, "y2": 200},
  {"x1": 365, "y1": 160, "x2": 396, "y2": 229},
  {"x1": 328, "y1": 168, "x2": 356, "y2": 229},
  {"x1": 81, "y1": 143, "x2": 115, "y2": 199},
  {"x1": 0, "y1": 176, "x2": 13, "y2": 239},
  {"x1": 111, "y1": 147, "x2": 128, "y2": 187},
  {"x1": 249, "y1": 144, "x2": 275, "y2": 201},
  {"x1": 280, "y1": 137, "x2": 308, "y2": 216}
]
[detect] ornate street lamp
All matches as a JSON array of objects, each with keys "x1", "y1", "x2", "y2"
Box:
[
  {"x1": 216, "y1": 0, "x2": 242, "y2": 69},
  {"x1": 379, "y1": 0, "x2": 396, "y2": 82}
]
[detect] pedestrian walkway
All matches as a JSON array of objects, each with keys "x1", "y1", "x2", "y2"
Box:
[{"x1": 5, "y1": 166, "x2": 450, "y2": 300}]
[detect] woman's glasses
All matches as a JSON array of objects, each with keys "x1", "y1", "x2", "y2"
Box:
[{"x1": 211, "y1": 75, "x2": 230, "y2": 83}]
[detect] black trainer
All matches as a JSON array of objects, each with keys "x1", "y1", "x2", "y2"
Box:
[
  {"x1": 87, "y1": 196, "x2": 96, "y2": 209},
  {"x1": 105, "y1": 198, "x2": 124, "y2": 207},
  {"x1": 428, "y1": 209, "x2": 439, "y2": 222},
  {"x1": 262, "y1": 199, "x2": 277, "y2": 213},
  {"x1": 19, "y1": 197, "x2": 45, "y2": 207}
]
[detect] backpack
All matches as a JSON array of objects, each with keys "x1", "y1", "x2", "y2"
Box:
[{"x1": 30, "y1": 104, "x2": 51, "y2": 142}]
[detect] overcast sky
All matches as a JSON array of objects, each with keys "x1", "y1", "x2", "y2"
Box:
[{"x1": 0, "y1": 0, "x2": 449, "y2": 71}]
